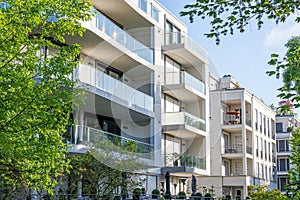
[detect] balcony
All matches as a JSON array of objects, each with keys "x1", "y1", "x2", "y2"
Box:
[
  {"x1": 162, "y1": 31, "x2": 209, "y2": 67},
  {"x1": 161, "y1": 153, "x2": 206, "y2": 175},
  {"x1": 162, "y1": 112, "x2": 206, "y2": 137},
  {"x1": 225, "y1": 144, "x2": 242, "y2": 154},
  {"x1": 67, "y1": 125, "x2": 154, "y2": 159},
  {"x1": 246, "y1": 146, "x2": 253, "y2": 155},
  {"x1": 163, "y1": 70, "x2": 205, "y2": 101},
  {"x1": 78, "y1": 64, "x2": 153, "y2": 112}
]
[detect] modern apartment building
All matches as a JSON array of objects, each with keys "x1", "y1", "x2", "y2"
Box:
[
  {"x1": 64, "y1": 0, "x2": 212, "y2": 195},
  {"x1": 276, "y1": 113, "x2": 300, "y2": 193},
  {"x1": 199, "y1": 75, "x2": 277, "y2": 199}
]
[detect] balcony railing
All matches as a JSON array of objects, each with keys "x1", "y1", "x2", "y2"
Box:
[
  {"x1": 225, "y1": 144, "x2": 242, "y2": 153},
  {"x1": 164, "y1": 153, "x2": 206, "y2": 170},
  {"x1": 246, "y1": 119, "x2": 252, "y2": 127},
  {"x1": 78, "y1": 64, "x2": 153, "y2": 111},
  {"x1": 137, "y1": 0, "x2": 160, "y2": 22},
  {"x1": 164, "y1": 31, "x2": 209, "y2": 61},
  {"x1": 162, "y1": 112, "x2": 206, "y2": 132},
  {"x1": 93, "y1": 11, "x2": 154, "y2": 63},
  {"x1": 66, "y1": 125, "x2": 154, "y2": 159},
  {"x1": 165, "y1": 71, "x2": 205, "y2": 95},
  {"x1": 246, "y1": 146, "x2": 253, "y2": 155}
]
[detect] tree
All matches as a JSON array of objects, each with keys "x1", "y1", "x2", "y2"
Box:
[
  {"x1": 59, "y1": 139, "x2": 146, "y2": 199},
  {"x1": 267, "y1": 36, "x2": 300, "y2": 109},
  {"x1": 180, "y1": 1, "x2": 300, "y2": 44},
  {"x1": 0, "y1": 0, "x2": 91, "y2": 198},
  {"x1": 248, "y1": 185, "x2": 289, "y2": 200},
  {"x1": 286, "y1": 128, "x2": 300, "y2": 199}
]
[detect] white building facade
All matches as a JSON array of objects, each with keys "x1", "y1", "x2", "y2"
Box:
[
  {"x1": 199, "y1": 75, "x2": 277, "y2": 199},
  {"x1": 276, "y1": 114, "x2": 300, "y2": 193},
  {"x1": 65, "y1": 0, "x2": 212, "y2": 196}
]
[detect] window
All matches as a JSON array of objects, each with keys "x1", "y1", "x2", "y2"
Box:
[
  {"x1": 278, "y1": 177, "x2": 288, "y2": 191},
  {"x1": 259, "y1": 112, "x2": 262, "y2": 132},
  {"x1": 255, "y1": 109, "x2": 258, "y2": 130},
  {"x1": 224, "y1": 160, "x2": 230, "y2": 176},
  {"x1": 164, "y1": 94, "x2": 180, "y2": 113},
  {"x1": 276, "y1": 122, "x2": 283, "y2": 133},
  {"x1": 277, "y1": 140, "x2": 289, "y2": 152},
  {"x1": 165, "y1": 56, "x2": 181, "y2": 85},
  {"x1": 165, "y1": 21, "x2": 181, "y2": 45},
  {"x1": 256, "y1": 136, "x2": 259, "y2": 157},
  {"x1": 277, "y1": 158, "x2": 290, "y2": 172},
  {"x1": 256, "y1": 162, "x2": 259, "y2": 177},
  {"x1": 263, "y1": 115, "x2": 266, "y2": 134},
  {"x1": 267, "y1": 118, "x2": 270, "y2": 137},
  {"x1": 261, "y1": 163, "x2": 264, "y2": 178}
]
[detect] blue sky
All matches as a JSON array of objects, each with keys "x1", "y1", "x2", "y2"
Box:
[{"x1": 158, "y1": 0, "x2": 300, "y2": 109}]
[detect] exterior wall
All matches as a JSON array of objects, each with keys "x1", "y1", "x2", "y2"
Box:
[{"x1": 202, "y1": 75, "x2": 276, "y2": 199}]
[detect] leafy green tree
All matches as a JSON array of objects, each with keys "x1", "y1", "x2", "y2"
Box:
[
  {"x1": 248, "y1": 185, "x2": 289, "y2": 200},
  {"x1": 267, "y1": 36, "x2": 300, "y2": 109},
  {"x1": 181, "y1": 1, "x2": 300, "y2": 44},
  {"x1": 0, "y1": 0, "x2": 91, "y2": 198},
  {"x1": 59, "y1": 139, "x2": 146, "y2": 199},
  {"x1": 286, "y1": 128, "x2": 300, "y2": 199}
]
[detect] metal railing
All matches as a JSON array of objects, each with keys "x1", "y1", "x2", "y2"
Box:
[
  {"x1": 246, "y1": 146, "x2": 253, "y2": 155},
  {"x1": 225, "y1": 144, "x2": 242, "y2": 153},
  {"x1": 66, "y1": 125, "x2": 154, "y2": 159},
  {"x1": 163, "y1": 153, "x2": 206, "y2": 170},
  {"x1": 162, "y1": 112, "x2": 206, "y2": 132},
  {"x1": 93, "y1": 11, "x2": 154, "y2": 63},
  {"x1": 78, "y1": 64, "x2": 153, "y2": 112}
]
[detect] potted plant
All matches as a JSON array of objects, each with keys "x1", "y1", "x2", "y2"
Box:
[
  {"x1": 235, "y1": 195, "x2": 241, "y2": 200},
  {"x1": 152, "y1": 189, "x2": 160, "y2": 199},
  {"x1": 245, "y1": 196, "x2": 251, "y2": 199},
  {"x1": 225, "y1": 194, "x2": 231, "y2": 200},
  {"x1": 196, "y1": 192, "x2": 202, "y2": 200},
  {"x1": 205, "y1": 193, "x2": 212, "y2": 199},
  {"x1": 141, "y1": 188, "x2": 146, "y2": 195},
  {"x1": 133, "y1": 188, "x2": 141, "y2": 200},
  {"x1": 178, "y1": 191, "x2": 186, "y2": 199}
]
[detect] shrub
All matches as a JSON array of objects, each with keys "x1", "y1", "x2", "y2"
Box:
[
  {"x1": 235, "y1": 195, "x2": 241, "y2": 200},
  {"x1": 205, "y1": 193, "x2": 212, "y2": 197},
  {"x1": 245, "y1": 196, "x2": 251, "y2": 199},
  {"x1": 225, "y1": 194, "x2": 231, "y2": 200},
  {"x1": 133, "y1": 188, "x2": 141, "y2": 200},
  {"x1": 196, "y1": 192, "x2": 202, "y2": 197},
  {"x1": 178, "y1": 191, "x2": 186, "y2": 199},
  {"x1": 152, "y1": 189, "x2": 160, "y2": 199}
]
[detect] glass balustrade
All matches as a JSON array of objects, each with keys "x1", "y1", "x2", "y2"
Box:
[
  {"x1": 79, "y1": 64, "x2": 153, "y2": 111},
  {"x1": 165, "y1": 31, "x2": 209, "y2": 62},
  {"x1": 68, "y1": 125, "x2": 154, "y2": 159},
  {"x1": 93, "y1": 12, "x2": 154, "y2": 63},
  {"x1": 165, "y1": 71, "x2": 205, "y2": 95},
  {"x1": 163, "y1": 112, "x2": 206, "y2": 132},
  {"x1": 163, "y1": 153, "x2": 206, "y2": 170}
]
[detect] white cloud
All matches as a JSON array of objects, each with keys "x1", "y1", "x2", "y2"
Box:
[{"x1": 264, "y1": 16, "x2": 300, "y2": 51}]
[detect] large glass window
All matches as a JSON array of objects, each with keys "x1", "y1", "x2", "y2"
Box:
[
  {"x1": 277, "y1": 158, "x2": 290, "y2": 172},
  {"x1": 277, "y1": 140, "x2": 289, "y2": 152},
  {"x1": 165, "y1": 56, "x2": 181, "y2": 85},
  {"x1": 165, "y1": 94, "x2": 180, "y2": 113},
  {"x1": 165, "y1": 21, "x2": 181, "y2": 45},
  {"x1": 276, "y1": 122, "x2": 283, "y2": 133}
]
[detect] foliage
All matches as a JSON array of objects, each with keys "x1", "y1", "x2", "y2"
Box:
[
  {"x1": 248, "y1": 185, "x2": 288, "y2": 200},
  {"x1": 196, "y1": 192, "x2": 202, "y2": 197},
  {"x1": 0, "y1": 0, "x2": 91, "y2": 197},
  {"x1": 286, "y1": 128, "x2": 300, "y2": 198},
  {"x1": 60, "y1": 139, "x2": 146, "y2": 199},
  {"x1": 152, "y1": 189, "x2": 160, "y2": 195},
  {"x1": 225, "y1": 194, "x2": 231, "y2": 200},
  {"x1": 180, "y1": 1, "x2": 300, "y2": 44},
  {"x1": 205, "y1": 192, "x2": 212, "y2": 197},
  {"x1": 267, "y1": 36, "x2": 300, "y2": 109},
  {"x1": 235, "y1": 195, "x2": 241, "y2": 200},
  {"x1": 178, "y1": 191, "x2": 186, "y2": 199}
]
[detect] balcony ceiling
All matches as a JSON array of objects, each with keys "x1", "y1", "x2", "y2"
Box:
[
  {"x1": 222, "y1": 124, "x2": 242, "y2": 133},
  {"x1": 91, "y1": 0, "x2": 153, "y2": 29},
  {"x1": 162, "y1": 44, "x2": 207, "y2": 68},
  {"x1": 162, "y1": 85, "x2": 205, "y2": 103},
  {"x1": 161, "y1": 166, "x2": 206, "y2": 176},
  {"x1": 163, "y1": 126, "x2": 205, "y2": 140},
  {"x1": 66, "y1": 31, "x2": 152, "y2": 72}
]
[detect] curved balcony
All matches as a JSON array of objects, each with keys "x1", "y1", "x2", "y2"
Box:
[
  {"x1": 163, "y1": 70, "x2": 205, "y2": 101},
  {"x1": 78, "y1": 64, "x2": 153, "y2": 112},
  {"x1": 162, "y1": 112, "x2": 206, "y2": 138},
  {"x1": 162, "y1": 31, "x2": 209, "y2": 66},
  {"x1": 67, "y1": 125, "x2": 154, "y2": 159}
]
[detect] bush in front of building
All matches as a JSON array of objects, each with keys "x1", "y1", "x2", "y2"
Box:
[{"x1": 152, "y1": 189, "x2": 160, "y2": 199}]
